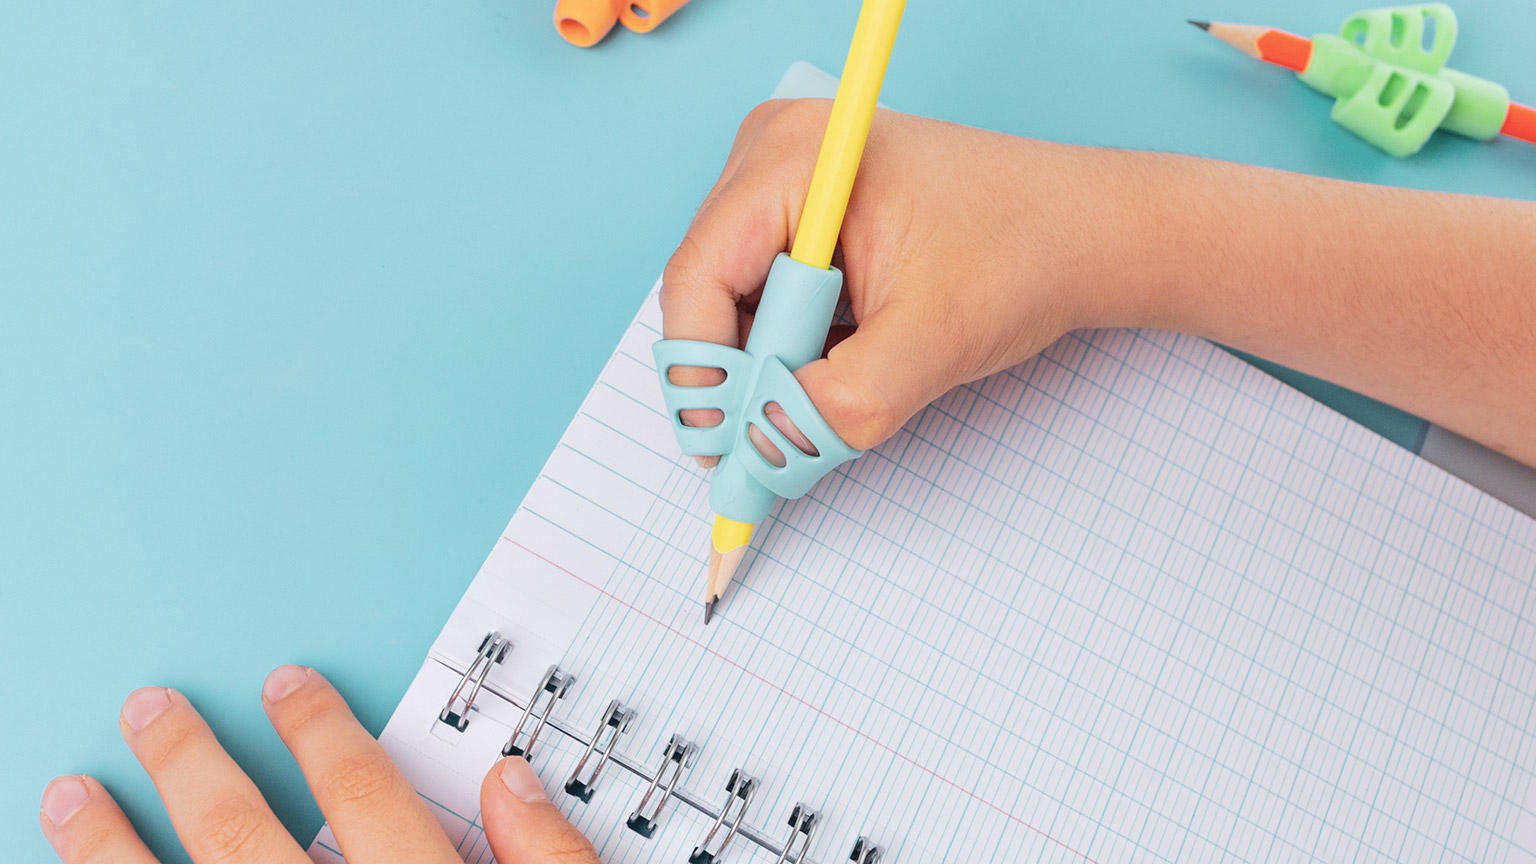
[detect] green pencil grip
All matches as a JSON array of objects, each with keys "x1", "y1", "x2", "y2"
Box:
[{"x1": 1298, "y1": 4, "x2": 1508, "y2": 156}]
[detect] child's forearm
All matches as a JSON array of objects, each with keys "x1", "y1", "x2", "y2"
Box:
[
  {"x1": 661, "y1": 103, "x2": 1534, "y2": 467},
  {"x1": 1084, "y1": 150, "x2": 1536, "y2": 466}
]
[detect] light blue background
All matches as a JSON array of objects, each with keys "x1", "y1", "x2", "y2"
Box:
[{"x1": 3, "y1": 1, "x2": 1533, "y2": 860}]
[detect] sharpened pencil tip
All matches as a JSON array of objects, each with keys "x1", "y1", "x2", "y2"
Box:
[
  {"x1": 704, "y1": 600, "x2": 715, "y2": 625},
  {"x1": 1187, "y1": 19, "x2": 1211, "y2": 30}
]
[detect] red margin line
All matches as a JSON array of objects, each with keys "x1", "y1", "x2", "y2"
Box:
[{"x1": 504, "y1": 536, "x2": 1103, "y2": 864}]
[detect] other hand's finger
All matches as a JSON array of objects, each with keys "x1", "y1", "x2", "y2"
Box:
[
  {"x1": 480, "y1": 757, "x2": 601, "y2": 864},
  {"x1": 260, "y1": 665, "x2": 461, "y2": 864},
  {"x1": 40, "y1": 775, "x2": 160, "y2": 864},
  {"x1": 118, "y1": 687, "x2": 308, "y2": 864}
]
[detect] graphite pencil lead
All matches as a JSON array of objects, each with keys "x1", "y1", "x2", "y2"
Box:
[
  {"x1": 704, "y1": 600, "x2": 716, "y2": 626},
  {"x1": 1188, "y1": 19, "x2": 1211, "y2": 30}
]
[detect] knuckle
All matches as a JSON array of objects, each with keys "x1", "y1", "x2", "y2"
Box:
[
  {"x1": 737, "y1": 99, "x2": 786, "y2": 138},
  {"x1": 662, "y1": 233, "x2": 705, "y2": 292},
  {"x1": 924, "y1": 300, "x2": 970, "y2": 359},
  {"x1": 726, "y1": 99, "x2": 832, "y2": 177},
  {"x1": 67, "y1": 824, "x2": 116, "y2": 863},
  {"x1": 135, "y1": 718, "x2": 197, "y2": 772},
  {"x1": 196, "y1": 795, "x2": 268, "y2": 861},
  {"x1": 815, "y1": 375, "x2": 897, "y2": 451},
  {"x1": 319, "y1": 748, "x2": 402, "y2": 808},
  {"x1": 542, "y1": 820, "x2": 600, "y2": 864},
  {"x1": 660, "y1": 235, "x2": 718, "y2": 325},
  {"x1": 271, "y1": 680, "x2": 347, "y2": 738},
  {"x1": 761, "y1": 97, "x2": 830, "y2": 138}
]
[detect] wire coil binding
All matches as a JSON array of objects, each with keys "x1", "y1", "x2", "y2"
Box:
[{"x1": 437, "y1": 631, "x2": 510, "y2": 732}]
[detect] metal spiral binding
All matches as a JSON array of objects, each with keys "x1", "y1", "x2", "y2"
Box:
[
  {"x1": 848, "y1": 837, "x2": 882, "y2": 864},
  {"x1": 771, "y1": 804, "x2": 819, "y2": 864},
  {"x1": 687, "y1": 769, "x2": 760, "y2": 864},
  {"x1": 437, "y1": 631, "x2": 510, "y2": 732},
  {"x1": 625, "y1": 734, "x2": 698, "y2": 838},
  {"x1": 443, "y1": 647, "x2": 886, "y2": 863},
  {"x1": 501, "y1": 664, "x2": 574, "y2": 759},
  {"x1": 564, "y1": 699, "x2": 636, "y2": 803}
]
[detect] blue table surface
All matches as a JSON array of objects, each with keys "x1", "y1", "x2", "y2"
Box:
[{"x1": 4, "y1": 1, "x2": 1534, "y2": 859}]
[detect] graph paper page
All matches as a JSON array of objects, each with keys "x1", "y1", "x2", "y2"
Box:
[{"x1": 312, "y1": 285, "x2": 1536, "y2": 864}]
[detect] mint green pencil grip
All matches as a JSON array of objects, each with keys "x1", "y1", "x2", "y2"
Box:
[
  {"x1": 653, "y1": 254, "x2": 863, "y2": 525},
  {"x1": 1298, "y1": 4, "x2": 1508, "y2": 157}
]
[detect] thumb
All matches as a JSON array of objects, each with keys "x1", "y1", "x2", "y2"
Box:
[
  {"x1": 481, "y1": 757, "x2": 601, "y2": 864},
  {"x1": 794, "y1": 301, "x2": 959, "y2": 451}
]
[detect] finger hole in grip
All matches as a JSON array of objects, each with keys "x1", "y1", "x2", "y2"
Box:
[
  {"x1": 735, "y1": 357, "x2": 862, "y2": 500},
  {"x1": 683, "y1": 409, "x2": 726, "y2": 430},
  {"x1": 745, "y1": 405, "x2": 820, "y2": 469},
  {"x1": 1378, "y1": 72, "x2": 1405, "y2": 107},
  {"x1": 1396, "y1": 84, "x2": 1431, "y2": 130},
  {"x1": 747, "y1": 423, "x2": 786, "y2": 468},
  {"x1": 667, "y1": 365, "x2": 728, "y2": 387},
  {"x1": 653, "y1": 339, "x2": 752, "y2": 457},
  {"x1": 764, "y1": 402, "x2": 819, "y2": 457},
  {"x1": 668, "y1": 366, "x2": 730, "y2": 434},
  {"x1": 618, "y1": 0, "x2": 689, "y2": 33},
  {"x1": 554, "y1": 0, "x2": 623, "y2": 47}
]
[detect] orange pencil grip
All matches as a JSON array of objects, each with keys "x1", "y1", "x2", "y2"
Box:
[
  {"x1": 554, "y1": 0, "x2": 623, "y2": 47},
  {"x1": 554, "y1": 0, "x2": 692, "y2": 47},
  {"x1": 619, "y1": 0, "x2": 691, "y2": 33}
]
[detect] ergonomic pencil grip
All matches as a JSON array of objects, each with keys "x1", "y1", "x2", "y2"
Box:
[
  {"x1": 1296, "y1": 4, "x2": 1510, "y2": 156},
  {"x1": 619, "y1": 0, "x2": 692, "y2": 33},
  {"x1": 653, "y1": 254, "x2": 863, "y2": 523},
  {"x1": 554, "y1": 0, "x2": 625, "y2": 47}
]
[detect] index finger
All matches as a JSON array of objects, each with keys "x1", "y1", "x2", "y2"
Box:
[
  {"x1": 260, "y1": 666, "x2": 461, "y2": 864},
  {"x1": 659, "y1": 100, "x2": 828, "y2": 347}
]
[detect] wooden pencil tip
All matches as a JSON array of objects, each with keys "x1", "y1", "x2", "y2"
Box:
[{"x1": 1188, "y1": 19, "x2": 1211, "y2": 30}]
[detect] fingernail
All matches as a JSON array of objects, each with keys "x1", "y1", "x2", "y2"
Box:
[
  {"x1": 499, "y1": 757, "x2": 549, "y2": 803},
  {"x1": 694, "y1": 456, "x2": 709, "y2": 469},
  {"x1": 263, "y1": 665, "x2": 311, "y2": 703},
  {"x1": 120, "y1": 687, "x2": 172, "y2": 731},
  {"x1": 41, "y1": 775, "x2": 90, "y2": 827}
]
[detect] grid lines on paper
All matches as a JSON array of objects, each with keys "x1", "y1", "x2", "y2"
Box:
[{"x1": 461, "y1": 291, "x2": 1536, "y2": 864}]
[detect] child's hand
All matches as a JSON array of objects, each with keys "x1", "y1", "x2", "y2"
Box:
[
  {"x1": 662, "y1": 99, "x2": 1133, "y2": 457},
  {"x1": 40, "y1": 666, "x2": 598, "y2": 864},
  {"x1": 664, "y1": 99, "x2": 1536, "y2": 469}
]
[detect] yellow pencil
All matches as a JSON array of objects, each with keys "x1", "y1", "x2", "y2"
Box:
[{"x1": 705, "y1": 0, "x2": 907, "y2": 623}]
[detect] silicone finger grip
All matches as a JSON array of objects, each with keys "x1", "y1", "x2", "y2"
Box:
[
  {"x1": 654, "y1": 255, "x2": 862, "y2": 523},
  {"x1": 1294, "y1": 5, "x2": 1515, "y2": 156},
  {"x1": 554, "y1": 0, "x2": 624, "y2": 47},
  {"x1": 653, "y1": 339, "x2": 753, "y2": 457},
  {"x1": 619, "y1": 0, "x2": 691, "y2": 34},
  {"x1": 733, "y1": 356, "x2": 861, "y2": 500}
]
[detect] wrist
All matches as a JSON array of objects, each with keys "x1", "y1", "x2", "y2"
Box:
[{"x1": 1015, "y1": 143, "x2": 1203, "y2": 335}]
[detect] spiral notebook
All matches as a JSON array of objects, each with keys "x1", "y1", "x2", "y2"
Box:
[
  {"x1": 303, "y1": 279, "x2": 1536, "y2": 863},
  {"x1": 308, "y1": 76, "x2": 1536, "y2": 864}
]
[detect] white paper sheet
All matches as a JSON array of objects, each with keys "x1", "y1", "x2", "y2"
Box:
[{"x1": 311, "y1": 284, "x2": 1536, "y2": 864}]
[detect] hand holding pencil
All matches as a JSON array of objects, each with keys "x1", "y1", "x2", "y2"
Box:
[
  {"x1": 658, "y1": 2, "x2": 1536, "y2": 624},
  {"x1": 657, "y1": 0, "x2": 912, "y2": 622},
  {"x1": 661, "y1": 104, "x2": 1117, "y2": 618}
]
